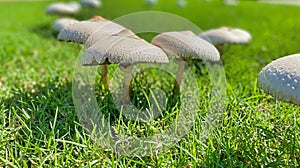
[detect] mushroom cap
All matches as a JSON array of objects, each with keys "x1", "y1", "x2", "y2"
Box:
[
  {"x1": 177, "y1": 0, "x2": 187, "y2": 7},
  {"x1": 80, "y1": 0, "x2": 102, "y2": 8},
  {"x1": 53, "y1": 18, "x2": 78, "y2": 33},
  {"x1": 146, "y1": 0, "x2": 158, "y2": 5},
  {"x1": 82, "y1": 35, "x2": 169, "y2": 66},
  {"x1": 46, "y1": 2, "x2": 80, "y2": 15},
  {"x1": 199, "y1": 27, "x2": 252, "y2": 44},
  {"x1": 151, "y1": 31, "x2": 220, "y2": 62},
  {"x1": 58, "y1": 19, "x2": 107, "y2": 44},
  {"x1": 84, "y1": 22, "x2": 133, "y2": 47},
  {"x1": 258, "y1": 54, "x2": 300, "y2": 105},
  {"x1": 68, "y1": 1, "x2": 81, "y2": 11}
]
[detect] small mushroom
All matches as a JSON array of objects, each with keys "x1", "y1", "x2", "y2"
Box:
[
  {"x1": 258, "y1": 53, "x2": 300, "y2": 105},
  {"x1": 82, "y1": 34, "x2": 169, "y2": 101},
  {"x1": 81, "y1": 0, "x2": 102, "y2": 8},
  {"x1": 223, "y1": 0, "x2": 238, "y2": 5},
  {"x1": 199, "y1": 27, "x2": 251, "y2": 53},
  {"x1": 146, "y1": 0, "x2": 158, "y2": 5},
  {"x1": 151, "y1": 30, "x2": 220, "y2": 95},
  {"x1": 58, "y1": 16, "x2": 140, "y2": 93},
  {"x1": 52, "y1": 18, "x2": 78, "y2": 33},
  {"x1": 58, "y1": 16, "x2": 131, "y2": 46},
  {"x1": 85, "y1": 23, "x2": 138, "y2": 47},
  {"x1": 46, "y1": 2, "x2": 80, "y2": 16},
  {"x1": 177, "y1": 0, "x2": 187, "y2": 7}
]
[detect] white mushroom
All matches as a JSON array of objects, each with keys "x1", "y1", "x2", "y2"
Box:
[
  {"x1": 223, "y1": 0, "x2": 238, "y2": 6},
  {"x1": 258, "y1": 53, "x2": 300, "y2": 105},
  {"x1": 58, "y1": 16, "x2": 108, "y2": 44},
  {"x1": 46, "y1": 2, "x2": 80, "y2": 15},
  {"x1": 83, "y1": 35, "x2": 169, "y2": 65},
  {"x1": 146, "y1": 0, "x2": 158, "y2": 5},
  {"x1": 177, "y1": 0, "x2": 187, "y2": 7},
  {"x1": 152, "y1": 31, "x2": 220, "y2": 62},
  {"x1": 85, "y1": 23, "x2": 137, "y2": 47},
  {"x1": 199, "y1": 27, "x2": 251, "y2": 45},
  {"x1": 80, "y1": 0, "x2": 102, "y2": 8},
  {"x1": 152, "y1": 30, "x2": 220, "y2": 96},
  {"x1": 58, "y1": 16, "x2": 132, "y2": 46},
  {"x1": 53, "y1": 18, "x2": 78, "y2": 33},
  {"x1": 83, "y1": 34, "x2": 169, "y2": 101}
]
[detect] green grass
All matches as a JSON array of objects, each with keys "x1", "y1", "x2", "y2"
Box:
[{"x1": 1, "y1": 0, "x2": 300, "y2": 167}]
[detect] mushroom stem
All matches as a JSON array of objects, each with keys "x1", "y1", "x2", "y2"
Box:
[
  {"x1": 121, "y1": 65, "x2": 133, "y2": 104},
  {"x1": 100, "y1": 64, "x2": 109, "y2": 90},
  {"x1": 173, "y1": 59, "x2": 186, "y2": 97}
]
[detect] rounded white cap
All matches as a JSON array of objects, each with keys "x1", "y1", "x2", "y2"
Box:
[
  {"x1": 152, "y1": 31, "x2": 220, "y2": 62},
  {"x1": 53, "y1": 18, "x2": 78, "y2": 33},
  {"x1": 46, "y1": 2, "x2": 80, "y2": 15},
  {"x1": 199, "y1": 27, "x2": 252, "y2": 44},
  {"x1": 258, "y1": 54, "x2": 300, "y2": 105},
  {"x1": 82, "y1": 35, "x2": 169, "y2": 65}
]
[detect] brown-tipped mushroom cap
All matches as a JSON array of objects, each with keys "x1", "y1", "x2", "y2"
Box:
[
  {"x1": 89, "y1": 16, "x2": 107, "y2": 21},
  {"x1": 46, "y1": 2, "x2": 80, "y2": 15},
  {"x1": 82, "y1": 35, "x2": 169, "y2": 66},
  {"x1": 199, "y1": 27, "x2": 252, "y2": 45},
  {"x1": 258, "y1": 54, "x2": 300, "y2": 105},
  {"x1": 53, "y1": 18, "x2": 78, "y2": 33},
  {"x1": 151, "y1": 31, "x2": 220, "y2": 62}
]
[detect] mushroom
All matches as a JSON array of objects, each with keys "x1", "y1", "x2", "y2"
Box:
[
  {"x1": 151, "y1": 30, "x2": 220, "y2": 95},
  {"x1": 81, "y1": 0, "x2": 102, "y2": 8},
  {"x1": 146, "y1": 0, "x2": 158, "y2": 5},
  {"x1": 82, "y1": 34, "x2": 169, "y2": 101},
  {"x1": 223, "y1": 0, "x2": 238, "y2": 5},
  {"x1": 52, "y1": 18, "x2": 78, "y2": 33},
  {"x1": 199, "y1": 27, "x2": 251, "y2": 53},
  {"x1": 58, "y1": 16, "x2": 132, "y2": 46},
  {"x1": 258, "y1": 53, "x2": 300, "y2": 105},
  {"x1": 177, "y1": 0, "x2": 187, "y2": 7},
  {"x1": 57, "y1": 16, "x2": 108, "y2": 44},
  {"x1": 46, "y1": 2, "x2": 80, "y2": 16},
  {"x1": 58, "y1": 16, "x2": 138, "y2": 89},
  {"x1": 80, "y1": 0, "x2": 102, "y2": 16},
  {"x1": 85, "y1": 23, "x2": 138, "y2": 47}
]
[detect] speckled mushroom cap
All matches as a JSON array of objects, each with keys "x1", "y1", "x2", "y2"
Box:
[
  {"x1": 53, "y1": 18, "x2": 78, "y2": 33},
  {"x1": 151, "y1": 31, "x2": 220, "y2": 62},
  {"x1": 258, "y1": 54, "x2": 300, "y2": 105},
  {"x1": 82, "y1": 35, "x2": 169, "y2": 66},
  {"x1": 199, "y1": 27, "x2": 252, "y2": 44},
  {"x1": 58, "y1": 17, "x2": 131, "y2": 45},
  {"x1": 84, "y1": 23, "x2": 136, "y2": 47},
  {"x1": 46, "y1": 2, "x2": 80, "y2": 15},
  {"x1": 58, "y1": 18, "x2": 107, "y2": 44},
  {"x1": 80, "y1": 0, "x2": 102, "y2": 8}
]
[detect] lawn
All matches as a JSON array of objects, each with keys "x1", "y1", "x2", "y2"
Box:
[{"x1": 1, "y1": 0, "x2": 300, "y2": 167}]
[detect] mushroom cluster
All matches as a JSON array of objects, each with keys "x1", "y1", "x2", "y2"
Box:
[{"x1": 56, "y1": 15, "x2": 222, "y2": 103}]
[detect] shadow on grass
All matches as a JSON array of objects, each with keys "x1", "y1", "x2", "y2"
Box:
[
  {"x1": 1, "y1": 73, "x2": 181, "y2": 138},
  {"x1": 30, "y1": 23, "x2": 57, "y2": 40}
]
